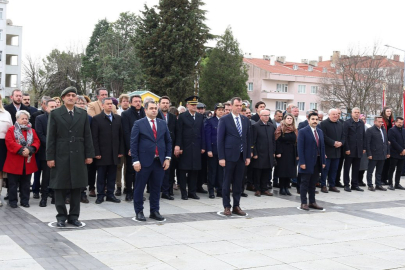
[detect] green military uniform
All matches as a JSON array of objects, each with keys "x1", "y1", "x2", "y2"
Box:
[{"x1": 46, "y1": 87, "x2": 94, "y2": 223}]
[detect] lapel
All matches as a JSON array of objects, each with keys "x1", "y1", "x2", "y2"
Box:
[
  {"x1": 144, "y1": 118, "x2": 156, "y2": 141},
  {"x1": 228, "y1": 113, "x2": 239, "y2": 135},
  {"x1": 70, "y1": 107, "x2": 81, "y2": 128},
  {"x1": 187, "y1": 112, "x2": 195, "y2": 126},
  {"x1": 60, "y1": 106, "x2": 73, "y2": 127},
  {"x1": 156, "y1": 119, "x2": 165, "y2": 140},
  {"x1": 307, "y1": 126, "x2": 317, "y2": 145}
]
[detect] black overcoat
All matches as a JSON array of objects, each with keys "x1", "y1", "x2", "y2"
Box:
[
  {"x1": 251, "y1": 121, "x2": 275, "y2": 169},
  {"x1": 275, "y1": 132, "x2": 297, "y2": 178},
  {"x1": 343, "y1": 118, "x2": 366, "y2": 158},
  {"x1": 91, "y1": 112, "x2": 124, "y2": 166},
  {"x1": 319, "y1": 118, "x2": 344, "y2": 159},
  {"x1": 46, "y1": 106, "x2": 95, "y2": 189},
  {"x1": 175, "y1": 112, "x2": 205, "y2": 170}
]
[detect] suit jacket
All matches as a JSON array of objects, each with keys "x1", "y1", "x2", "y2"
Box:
[
  {"x1": 343, "y1": 118, "x2": 366, "y2": 158},
  {"x1": 35, "y1": 113, "x2": 49, "y2": 161},
  {"x1": 4, "y1": 103, "x2": 29, "y2": 124},
  {"x1": 175, "y1": 111, "x2": 206, "y2": 170},
  {"x1": 205, "y1": 116, "x2": 220, "y2": 155},
  {"x1": 91, "y1": 112, "x2": 124, "y2": 166},
  {"x1": 217, "y1": 113, "x2": 251, "y2": 162},
  {"x1": 388, "y1": 126, "x2": 405, "y2": 160},
  {"x1": 298, "y1": 120, "x2": 308, "y2": 130},
  {"x1": 87, "y1": 100, "x2": 117, "y2": 117},
  {"x1": 298, "y1": 125, "x2": 326, "y2": 174},
  {"x1": 366, "y1": 125, "x2": 390, "y2": 160},
  {"x1": 31, "y1": 110, "x2": 45, "y2": 129},
  {"x1": 121, "y1": 106, "x2": 146, "y2": 152},
  {"x1": 319, "y1": 118, "x2": 345, "y2": 159},
  {"x1": 157, "y1": 110, "x2": 176, "y2": 149},
  {"x1": 46, "y1": 106, "x2": 95, "y2": 189},
  {"x1": 131, "y1": 117, "x2": 172, "y2": 167},
  {"x1": 251, "y1": 121, "x2": 276, "y2": 169}
]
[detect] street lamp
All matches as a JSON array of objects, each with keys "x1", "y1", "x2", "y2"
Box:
[{"x1": 385, "y1": 44, "x2": 405, "y2": 116}]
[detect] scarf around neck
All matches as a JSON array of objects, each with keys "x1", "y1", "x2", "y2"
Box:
[
  {"x1": 275, "y1": 121, "x2": 298, "y2": 141},
  {"x1": 14, "y1": 122, "x2": 33, "y2": 147}
]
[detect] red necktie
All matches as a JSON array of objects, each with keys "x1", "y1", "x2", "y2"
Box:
[
  {"x1": 151, "y1": 120, "x2": 159, "y2": 156},
  {"x1": 314, "y1": 129, "x2": 319, "y2": 147},
  {"x1": 163, "y1": 113, "x2": 167, "y2": 122}
]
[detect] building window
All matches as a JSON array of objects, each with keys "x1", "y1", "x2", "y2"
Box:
[
  {"x1": 310, "y1": 86, "x2": 318, "y2": 94},
  {"x1": 248, "y1": 82, "x2": 253, "y2": 91},
  {"x1": 297, "y1": 102, "x2": 305, "y2": 111},
  {"x1": 308, "y1": 66, "x2": 313, "y2": 71},
  {"x1": 310, "y1": 103, "x2": 318, "y2": 110},
  {"x1": 322, "y1": 67, "x2": 327, "y2": 73},
  {"x1": 276, "y1": 101, "x2": 287, "y2": 111},
  {"x1": 276, "y1": 83, "x2": 288, "y2": 93},
  {"x1": 293, "y1": 64, "x2": 298, "y2": 70},
  {"x1": 298, "y1": 85, "x2": 306, "y2": 94}
]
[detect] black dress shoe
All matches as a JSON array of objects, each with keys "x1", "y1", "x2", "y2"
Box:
[
  {"x1": 95, "y1": 198, "x2": 104, "y2": 204},
  {"x1": 196, "y1": 188, "x2": 208, "y2": 194},
  {"x1": 352, "y1": 186, "x2": 364, "y2": 192},
  {"x1": 188, "y1": 193, "x2": 200, "y2": 200},
  {"x1": 344, "y1": 186, "x2": 352, "y2": 192},
  {"x1": 68, "y1": 220, "x2": 82, "y2": 227},
  {"x1": 150, "y1": 211, "x2": 164, "y2": 221},
  {"x1": 241, "y1": 192, "x2": 248, "y2": 197},
  {"x1": 81, "y1": 196, "x2": 89, "y2": 203},
  {"x1": 368, "y1": 186, "x2": 375, "y2": 191},
  {"x1": 181, "y1": 195, "x2": 188, "y2": 200},
  {"x1": 57, "y1": 221, "x2": 66, "y2": 227},
  {"x1": 395, "y1": 184, "x2": 405, "y2": 190},
  {"x1": 115, "y1": 188, "x2": 122, "y2": 196},
  {"x1": 20, "y1": 203, "x2": 30, "y2": 208},
  {"x1": 125, "y1": 193, "x2": 132, "y2": 201},
  {"x1": 33, "y1": 193, "x2": 40, "y2": 199},
  {"x1": 106, "y1": 196, "x2": 121, "y2": 203},
  {"x1": 136, "y1": 211, "x2": 146, "y2": 221},
  {"x1": 39, "y1": 198, "x2": 47, "y2": 207},
  {"x1": 209, "y1": 194, "x2": 215, "y2": 199},
  {"x1": 376, "y1": 185, "x2": 387, "y2": 191},
  {"x1": 388, "y1": 185, "x2": 395, "y2": 191},
  {"x1": 161, "y1": 193, "x2": 174, "y2": 200}
]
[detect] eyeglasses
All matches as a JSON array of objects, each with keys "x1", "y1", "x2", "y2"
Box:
[
  {"x1": 262, "y1": 115, "x2": 270, "y2": 117},
  {"x1": 76, "y1": 103, "x2": 85, "y2": 105}
]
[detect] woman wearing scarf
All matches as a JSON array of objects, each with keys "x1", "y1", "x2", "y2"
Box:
[
  {"x1": 275, "y1": 113, "x2": 298, "y2": 196},
  {"x1": 381, "y1": 107, "x2": 395, "y2": 185},
  {"x1": 3, "y1": 110, "x2": 40, "y2": 208}
]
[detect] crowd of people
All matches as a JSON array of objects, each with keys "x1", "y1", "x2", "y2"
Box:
[{"x1": 0, "y1": 87, "x2": 404, "y2": 224}]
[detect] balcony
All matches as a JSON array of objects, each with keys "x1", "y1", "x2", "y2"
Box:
[{"x1": 260, "y1": 91, "x2": 294, "y2": 100}]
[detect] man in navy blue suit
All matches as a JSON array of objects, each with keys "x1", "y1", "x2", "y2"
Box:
[
  {"x1": 130, "y1": 101, "x2": 172, "y2": 222},
  {"x1": 298, "y1": 112, "x2": 326, "y2": 211},
  {"x1": 217, "y1": 97, "x2": 251, "y2": 216}
]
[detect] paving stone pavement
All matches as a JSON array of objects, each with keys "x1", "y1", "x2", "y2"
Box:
[{"x1": 1, "y1": 183, "x2": 405, "y2": 269}]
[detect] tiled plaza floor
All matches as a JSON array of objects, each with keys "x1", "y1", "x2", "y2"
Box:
[{"x1": 1, "y1": 182, "x2": 405, "y2": 269}]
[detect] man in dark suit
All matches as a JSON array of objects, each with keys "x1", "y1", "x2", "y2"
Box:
[
  {"x1": 22, "y1": 93, "x2": 38, "y2": 115},
  {"x1": 4, "y1": 89, "x2": 29, "y2": 124},
  {"x1": 298, "y1": 112, "x2": 326, "y2": 211},
  {"x1": 205, "y1": 103, "x2": 225, "y2": 198},
  {"x1": 319, "y1": 109, "x2": 345, "y2": 193},
  {"x1": 92, "y1": 98, "x2": 124, "y2": 204},
  {"x1": 131, "y1": 101, "x2": 172, "y2": 221},
  {"x1": 343, "y1": 107, "x2": 366, "y2": 192},
  {"x1": 121, "y1": 95, "x2": 146, "y2": 201},
  {"x1": 174, "y1": 96, "x2": 206, "y2": 200},
  {"x1": 366, "y1": 116, "x2": 390, "y2": 191},
  {"x1": 387, "y1": 117, "x2": 405, "y2": 190},
  {"x1": 157, "y1": 96, "x2": 177, "y2": 200},
  {"x1": 47, "y1": 87, "x2": 94, "y2": 227},
  {"x1": 35, "y1": 99, "x2": 58, "y2": 207},
  {"x1": 251, "y1": 110, "x2": 276, "y2": 197},
  {"x1": 217, "y1": 97, "x2": 251, "y2": 216}
]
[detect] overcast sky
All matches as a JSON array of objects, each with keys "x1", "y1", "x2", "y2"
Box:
[{"x1": 7, "y1": 0, "x2": 405, "y2": 63}]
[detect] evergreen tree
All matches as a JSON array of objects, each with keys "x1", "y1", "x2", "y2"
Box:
[
  {"x1": 199, "y1": 26, "x2": 249, "y2": 109},
  {"x1": 135, "y1": 0, "x2": 212, "y2": 105}
]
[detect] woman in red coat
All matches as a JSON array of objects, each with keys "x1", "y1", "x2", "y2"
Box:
[{"x1": 3, "y1": 110, "x2": 40, "y2": 208}]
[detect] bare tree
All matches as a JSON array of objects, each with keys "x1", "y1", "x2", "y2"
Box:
[
  {"x1": 22, "y1": 55, "x2": 49, "y2": 106},
  {"x1": 385, "y1": 65, "x2": 403, "y2": 116}
]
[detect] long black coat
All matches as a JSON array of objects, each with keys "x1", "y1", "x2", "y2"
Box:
[
  {"x1": 319, "y1": 118, "x2": 345, "y2": 159},
  {"x1": 4, "y1": 103, "x2": 29, "y2": 124},
  {"x1": 35, "y1": 113, "x2": 49, "y2": 161},
  {"x1": 46, "y1": 106, "x2": 95, "y2": 189},
  {"x1": 175, "y1": 112, "x2": 205, "y2": 170},
  {"x1": 91, "y1": 112, "x2": 124, "y2": 166},
  {"x1": 388, "y1": 125, "x2": 405, "y2": 160},
  {"x1": 31, "y1": 110, "x2": 44, "y2": 129},
  {"x1": 366, "y1": 125, "x2": 390, "y2": 160},
  {"x1": 275, "y1": 132, "x2": 297, "y2": 178},
  {"x1": 157, "y1": 110, "x2": 176, "y2": 150},
  {"x1": 121, "y1": 106, "x2": 146, "y2": 152},
  {"x1": 251, "y1": 121, "x2": 275, "y2": 169},
  {"x1": 343, "y1": 118, "x2": 366, "y2": 158}
]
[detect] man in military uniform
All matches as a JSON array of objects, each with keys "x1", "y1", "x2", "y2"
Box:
[
  {"x1": 47, "y1": 87, "x2": 95, "y2": 227},
  {"x1": 174, "y1": 96, "x2": 206, "y2": 200}
]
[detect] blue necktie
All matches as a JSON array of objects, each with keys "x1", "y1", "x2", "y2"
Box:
[
  {"x1": 236, "y1": 117, "x2": 243, "y2": 152},
  {"x1": 108, "y1": 114, "x2": 112, "y2": 122}
]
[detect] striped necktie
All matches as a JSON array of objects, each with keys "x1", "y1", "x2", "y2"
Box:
[{"x1": 236, "y1": 116, "x2": 243, "y2": 152}]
